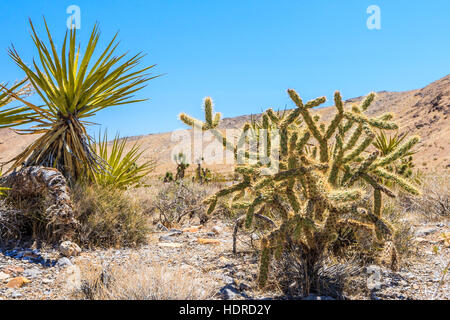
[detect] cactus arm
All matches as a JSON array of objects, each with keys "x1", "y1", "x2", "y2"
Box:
[
  {"x1": 304, "y1": 96, "x2": 327, "y2": 109},
  {"x1": 343, "y1": 123, "x2": 363, "y2": 152},
  {"x1": 360, "y1": 92, "x2": 376, "y2": 111},
  {"x1": 373, "y1": 167, "x2": 420, "y2": 195},
  {"x1": 344, "y1": 111, "x2": 398, "y2": 130},
  {"x1": 324, "y1": 91, "x2": 344, "y2": 140}
]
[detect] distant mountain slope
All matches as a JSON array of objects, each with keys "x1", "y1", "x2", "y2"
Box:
[{"x1": 1, "y1": 75, "x2": 449, "y2": 175}]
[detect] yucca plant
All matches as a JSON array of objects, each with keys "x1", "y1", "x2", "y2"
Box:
[
  {"x1": 1, "y1": 18, "x2": 157, "y2": 181},
  {"x1": 373, "y1": 130, "x2": 416, "y2": 180},
  {"x1": 0, "y1": 80, "x2": 34, "y2": 196},
  {"x1": 0, "y1": 79, "x2": 34, "y2": 128},
  {"x1": 90, "y1": 130, "x2": 156, "y2": 189}
]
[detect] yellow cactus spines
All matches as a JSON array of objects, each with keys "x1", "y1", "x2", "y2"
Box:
[
  {"x1": 360, "y1": 92, "x2": 376, "y2": 111},
  {"x1": 179, "y1": 88, "x2": 421, "y2": 291},
  {"x1": 305, "y1": 96, "x2": 327, "y2": 109},
  {"x1": 179, "y1": 113, "x2": 202, "y2": 128},
  {"x1": 374, "y1": 188, "x2": 382, "y2": 217},
  {"x1": 258, "y1": 237, "x2": 272, "y2": 287},
  {"x1": 203, "y1": 97, "x2": 214, "y2": 126},
  {"x1": 373, "y1": 167, "x2": 420, "y2": 195}
]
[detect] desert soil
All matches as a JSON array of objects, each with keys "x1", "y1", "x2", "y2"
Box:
[{"x1": 0, "y1": 217, "x2": 448, "y2": 300}]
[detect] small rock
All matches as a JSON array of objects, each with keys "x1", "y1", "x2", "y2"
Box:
[
  {"x1": 65, "y1": 265, "x2": 81, "y2": 291},
  {"x1": 3, "y1": 266, "x2": 24, "y2": 274},
  {"x1": 212, "y1": 226, "x2": 222, "y2": 235},
  {"x1": 42, "y1": 278, "x2": 53, "y2": 284},
  {"x1": 219, "y1": 284, "x2": 240, "y2": 300},
  {"x1": 365, "y1": 265, "x2": 381, "y2": 275},
  {"x1": 182, "y1": 226, "x2": 203, "y2": 233},
  {"x1": 222, "y1": 275, "x2": 234, "y2": 284},
  {"x1": 7, "y1": 277, "x2": 31, "y2": 289},
  {"x1": 59, "y1": 241, "x2": 81, "y2": 257},
  {"x1": 11, "y1": 291, "x2": 22, "y2": 298},
  {"x1": 251, "y1": 234, "x2": 260, "y2": 241},
  {"x1": 367, "y1": 276, "x2": 382, "y2": 291},
  {"x1": 415, "y1": 227, "x2": 438, "y2": 237},
  {"x1": 158, "y1": 242, "x2": 183, "y2": 248},
  {"x1": 366, "y1": 265, "x2": 382, "y2": 291},
  {"x1": 57, "y1": 257, "x2": 73, "y2": 268},
  {"x1": 23, "y1": 268, "x2": 42, "y2": 278},
  {"x1": 219, "y1": 256, "x2": 231, "y2": 265},
  {"x1": 0, "y1": 272, "x2": 10, "y2": 281},
  {"x1": 155, "y1": 222, "x2": 168, "y2": 232},
  {"x1": 197, "y1": 238, "x2": 221, "y2": 245},
  {"x1": 303, "y1": 294, "x2": 335, "y2": 300}
]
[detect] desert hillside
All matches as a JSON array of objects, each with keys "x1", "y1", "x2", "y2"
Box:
[{"x1": 1, "y1": 75, "x2": 449, "y2": 176}]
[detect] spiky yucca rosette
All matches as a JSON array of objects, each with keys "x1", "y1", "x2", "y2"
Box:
[{"x1": 1, "y1": 18, "x2": 158, "y2": 181}]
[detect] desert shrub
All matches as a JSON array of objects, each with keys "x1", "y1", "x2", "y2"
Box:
[
  {"x1": 152, "y1": 180, "x2": 218, "y2": 228},
  {"x1": 179, "y1": 91, "x2": 421, "y2": 296},
  {"x1": 163, "y1": 171, "x2": 174, "y2": 182},
  {"x1": 72, "y1": 183, "x2": 150, "y2": 248}
]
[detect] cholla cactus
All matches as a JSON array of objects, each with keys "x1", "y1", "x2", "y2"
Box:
[
  {"x1": 174, "y1": 152, "x2": 190, "y2": 180},
  {"x1": 179, "y1": 91, "x2": 420, "y2": 290},
  {"x1": 194, "y1": 157, "x2": 212, "y2": 184}
]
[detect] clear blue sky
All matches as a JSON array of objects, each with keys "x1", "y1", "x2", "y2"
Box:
[{"x1": 1, "y1": 0, "x2": 449, "y2": 137}]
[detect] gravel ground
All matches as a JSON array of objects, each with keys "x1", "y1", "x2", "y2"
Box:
[{"x1": 0, "y1": 218, "x2": 448, "y2": 300}]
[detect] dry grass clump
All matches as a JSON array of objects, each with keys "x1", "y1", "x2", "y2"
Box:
[
  {"x1": 267, "y1": 242, "x2": 366, "y2": 299},
  {"x1": 73, "y1": 256, "x2": 217, "y2": 300},
  {"x1": 72, "y1": 183, "x2": 150, "y2": 248},
  {"x1": 405, "y1": 172, "x2": 449, "y2": 222}
]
